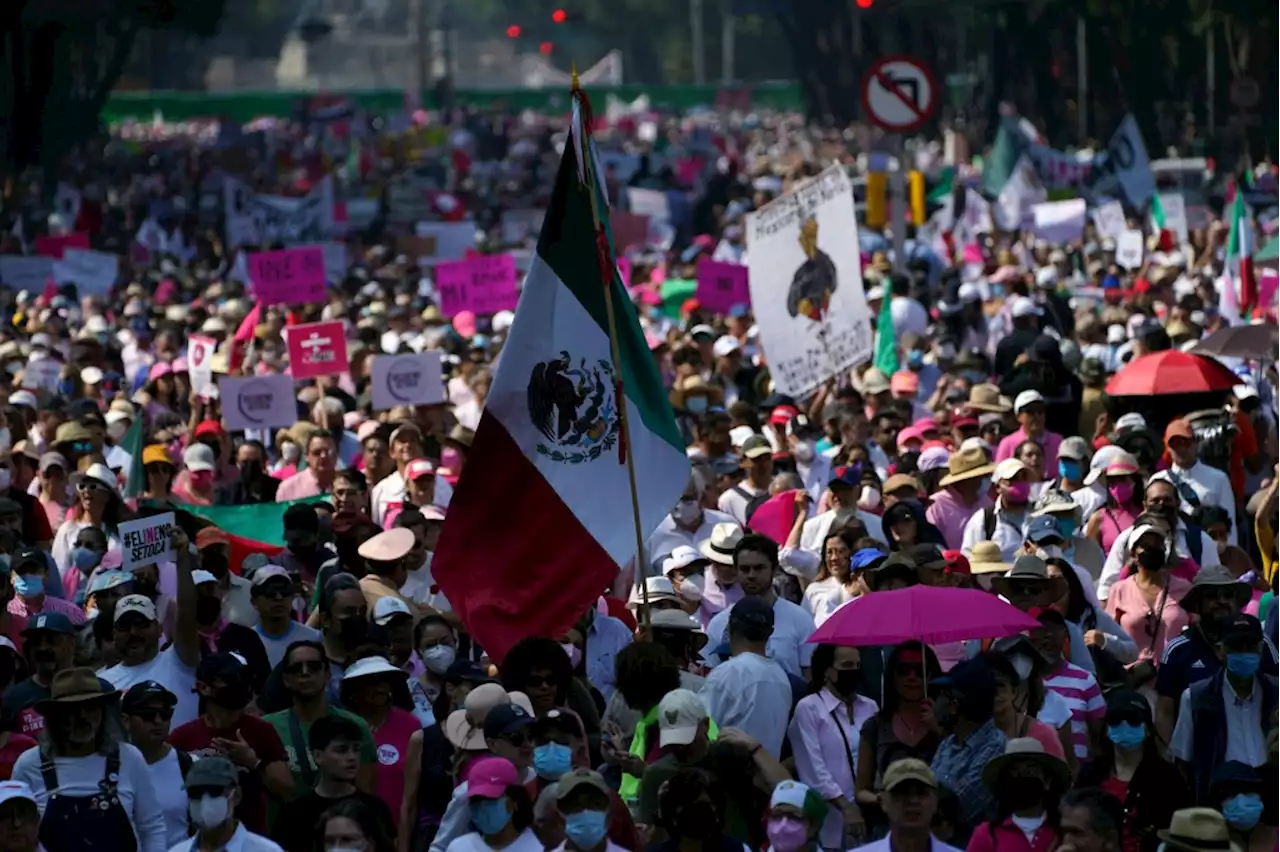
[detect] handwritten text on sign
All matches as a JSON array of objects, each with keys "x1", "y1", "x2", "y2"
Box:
[
  {"x1": 119, "y1": 512, "x2": 175, "y2": 571},
  {"x1": 247, "y1": 246, "x2": 327, "y2": 306},
  {"x1": 287, "y1": 320, "x2": 349, "y2": 380},
  {"x1": 695, "y1": 259, "x2": 751, "y2": 314},
  {"x1": 436, "y1": 254, "x2": 519, "y2": 316}
]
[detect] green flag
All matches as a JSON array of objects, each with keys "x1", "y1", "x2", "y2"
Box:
[
  {"x1": 120, "y1": 416, "x2": 146, "y2": 499},
  {"x1": 873, "y1": 289, "x2": 899, "y2": 377},
  {"x1": 175, "y1": 495, "x2": 330, "y2": 547}
]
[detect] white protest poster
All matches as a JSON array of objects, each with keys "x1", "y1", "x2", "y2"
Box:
[
  {"x1": 22, "y1": 357, "x2": 60, "y2": 392},
  {"x1": 412, "y1": 222, "x2": 477, "y2": 265},
  {"x1": 745, "y1": 164, "x2": 873, "y2": 398},
  {"x1": 370, "y1": 352, "x2": 445, "y2": 411},
  {"x1": 224, "y1": 176, "x2": 336, "y2": 248},
  {"x1": 0, "y1": 256, "x2": 54, "y2": 291},
  {"x1": 52, "y1": 249, "x2": 119, "y2": 296},
  {"x1": 1155, "y1": 193, "x2": 1189, "y2": 245},
  {"x1": 219, "y1": 375, "x2": 298, "y2": 431},
  {"x1": 626, "y1": 188, "x2": 671, "y2": 222},
  {"x1": 54, "y1": 183, "x2": 82, "y2": 224},
  {"x1": 1091, "y1": 200, "x2": 1126, "y2": 240},
  {"x1": 187, "y1": 334, "x2": 218, "y2": 397},
  {"x1": 1032, "y1": 198, "x2": 1088, "y2": 245},
  {"x1": 1090, "y1": 114, "x2": 1155, "y2": 209},
  {"x1": 118, "y1": 512, "x2": 175, "y2": 571},
  {"x1": 1116, "y1": 230, "x2": 1145, "y2": 270}
]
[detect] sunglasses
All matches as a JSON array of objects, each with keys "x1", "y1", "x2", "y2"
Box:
[
  {"x1": 526, "y1": 674, "x2": 557, "y2": 688},
  {"x1": 1006, "y1": 580, "x2": 1045, "y2": 596},
  {"x1": 129, "y1": 707, "x2": 174, "y2": 723},
  {"x1": 255, "y1": 586, "x2": 294, "y2": 601},
  {"x1": 285, "y1": 660, "x2": 326, "y2": 675}
]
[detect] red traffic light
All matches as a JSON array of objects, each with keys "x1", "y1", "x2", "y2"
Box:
[
  {"x1": 505, "y1": 24, "x2": 522, "y2": 37},
  {"x1": 551, "y1": 8, "x2": 567, "y2": 23},
  {"x1": 539, "y1": 41, "x2": 554, "y2": 54},
  {"x1": 855, "y1": 0, "x2": 873, "y2": 7}
]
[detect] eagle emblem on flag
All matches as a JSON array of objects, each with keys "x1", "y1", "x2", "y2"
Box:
[{"x1": 527, "y1": 352, "x2": 620, "y2": 464}]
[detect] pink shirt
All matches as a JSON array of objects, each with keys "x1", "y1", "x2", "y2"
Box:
[
  {"x1": 927, "y1": 488, "x2": 992, "y2": 549},
  {"x1": 275, "y1": 468, "x2": 327, "y2": 501},
  {"x1": 994, "y1": 428, "x2": 1064, "y2": 478},
  {"x1": 372, "y1": 707, "x2": 420, "y2": 826},
  {"x1": 787, "y1": 689, "x2": 879, "y2": 849},
  {"x1": 1104, "y1": 574, "x2": 1193, "y2": 664},
  {"x1": 7, "y1": 595, "x2": 86, "y2": 625},
  {"x1": 967, "y1": 818, "x2": 1058, "y2": 852}
]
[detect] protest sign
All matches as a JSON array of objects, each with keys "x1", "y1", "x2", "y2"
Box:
[
  {"x1": 286, "y1": 320, "x2": 350, "y2": 379},
  {"x1": 1116, "y1": 230, "x2": 1145, "y2": 270},
  {"x1": 610, "y1": 211, "x2": 650, "y2": 251},
  {"x1": 34, "y1": 233, "x2": 89, "y2": 259},
  {"x1": 223, "y1": 176, "x2": 336, "y2": 248},
  {"x1": 1155, "y1": 193, "x2": 1189, "y2": 245},
  {"x1": 626, "y1": 188, "x2": 670, "y2": 222},
  {"x1": 220, "y1": 375, "x2": 298, "y2": 431},
  {"x1": 187, "y1": 335, "x2": 218, "y2": 397},
  {"x1": 371, "y1": 352, "x2": 446, "y2": 410},
  {"x1": 52, "y1": 249, "x2": 119, "y2": 296},
  {"x1": 119, "y1": 512, "x2": 176, "y2": 571},
  {"x1": 0, "y1": 256, "x2": 54, "y2": 291},
  {"x1": 1091, "y1": 200, "x2": 1126, "y2": 241},
  {"x1": 435, "y1": 254, "x2": 519, "y2": 316},
  {"x1": 413, "y1": 222, "x2": 477, "y2": 265},
  {"x1": 22, "y1": 357, "x2": 61, "y2": 392},
  {"x1": 695, "y1": 259, "x2": 751, "y2": 314},
  {"x1": 318, "y1": 242, "x2": 348, "y2": 282},
  {"x1": 745, "y1": 165, "x2": 873, "y2": 397},
  {"x1": 1090, "y1": 115, "x2": 1156, "y2": 209},
  {"x1": 1032, "y1": 199, "x2": 1088, "y2": 245},
  {"x1": 248, "y1": 246, "x2": 327, "y2": 306}
]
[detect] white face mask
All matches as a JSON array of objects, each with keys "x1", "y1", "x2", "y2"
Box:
[
  {"x1": 281, "y1": 442, "x2": 300, "y2": 463},
  {"x1": 1036, "y1": 545, "x2": 1064, "y2": 560},
  {"x1": 189, "y1": 794, "x2": 231, "y2": 830},
  {"x1": 107, "y1": 421, "x2": 127, "y2": 442},
  {"x1": 673, "y1": 499, "x2": 701, "y2": 526},
  {"x1": 857, "y1": 486, "x2": 880, "y2": 509},
  {"x1": 1010, "y1": 654, "x2": 1034, "y2": 681},
  {"x1": 676, "y1": 574, "x2": 704, "y2": 602},
  {"x1": 421, "y1": 644, "x2": 456, "y2": 675},
  {"x1": 792, "y1": 440, "x2": 815, "y2": 463}
]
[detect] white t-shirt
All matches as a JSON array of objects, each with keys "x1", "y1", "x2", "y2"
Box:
[
  {"x1": 146, "y1": 748, "x2": 190, "y2": 849},
  {"x1": 13, "y1": 743, "x2": 168, "y2": 852},
  {"x1": 166, "y1": 823, "x2": 284, "y2": 852},
  {"x1": 891, "y1": 296, "x2": 929, "y2": 337},
  {"x1": 100, "y1": 645, "x2": 199, "y2": 727},
  {"x1": 253, "y1": 621, "x2": 323, "y2": 669},
  {"x1": 704, "y1": 597, "x2": 816, "y2": 677},
  {"x1": 718, "y1": 482, "x2": 767, "y2": 525},
  {"x1": 446, "y1": 828, "x2": 544, "y2": 852}
]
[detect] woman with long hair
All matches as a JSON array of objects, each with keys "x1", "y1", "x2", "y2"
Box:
[
  {"x1": 800, "y1": 529, "x2": 861, "y2": 627},
  {"x1": 966, "y1": 738, "x2": 1069, "y2": 852},
  {"x1": 983, "y1": 652, "x2": 1066, "y2": 760},
  {"x1": 988, "y1": 636, "x2": 1077, "y2": 779},
  {"x1": 500, "y1": 637, "x2": 601, "y2": 767},
  {"x1": 1084, "y1": 454, "x2": 1143, "y2": 555},
  {"x1": 318, "y1": 796, "x2": 398, "y2": 852},
  {"x1": 1076, "y1": 690, "x2": 1187, "y2": 852},
  {"x1": 1104, "y1": 522, "x2": 1192, "y2": 664},
  {"x1": 50, "y1": 464, "x2": 123, "y2": 582}
]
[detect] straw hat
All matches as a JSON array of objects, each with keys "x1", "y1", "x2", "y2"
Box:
[
  {"x1": 1178, "y1": 565, "x2": 1251, "y2": 614},
  {"x1": 1158, "y1": 809, "x2": 1242, "y2": 852},
  {"x1": 34, "y1": 668, "x2": 118, "y2": 712},
  {"x1": 698, "y1": 523, "x2": 743, "y2": 566},
  {"x1": 938, "y1": 447, "x2": 996, "y2": 487},
  {"x1": 968, "y1": 541, "x2": 1013, "y2": 576},
  {"x1": 981, "y1": 737, "x2": 1071, "y2": 791},
  {"x1": 968, "y1": 383, "x2": 1012, "y2": 413},
  {"x1": 991, "y1": 555, "x2": 1066, "y2": 600},
  {"x1": 444, "y1": 684, "x2": 535, "y2": 751},
  {"x1": 669, "y1": 375, "x2": 724, "y2": 410}
]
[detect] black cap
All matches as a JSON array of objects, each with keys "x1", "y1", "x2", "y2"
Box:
[
  {"x1": 482, "y1": 703, "x2": 533, "y2": 741},
  {"x1": 121, "y1": 680, "x2": 178, "y2": 713},
  {"x1": 196, "y1": 651, "x2": 247, "y2": 685},
  {"x1": 21, "y1": 612, "x2": 76, "y2": 637},
  {"x1": 444, "y1": 659, "x2": 496, "y2": 685},
  {"x1": 282, "y1": 503, "x2": 319, "y2": 531},
  {"x1": 1209, "y1": 760, "x2": 1263, "y2": 794},
  {"x1": 1104, "y1": 689, "x2": 1152, "y2": 725},
  {"x1": 729, "y1": 596, "x2": 775, "y2": 630},
  {"x1": 1220, "y1": 613, "x2": 1263, "y2": 646},
  {"x1": 929, "y1": 657, "x2": 996, "y2": 694},
  {"x1": 905, "y1": 544, "x2": 947, "y2": 570},
  {"x1": 11, "y1": 548, "x2": 44, "y2": 573}
]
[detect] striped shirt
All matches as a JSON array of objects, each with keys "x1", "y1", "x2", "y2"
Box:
[
  {"x1": 8, "y1": 594, "x2": 86, "y2": 625},
  {"x1": 1043, "y1": 660, "x2": 1104, "y2": 759}
]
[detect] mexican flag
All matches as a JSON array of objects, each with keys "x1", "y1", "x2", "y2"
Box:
[
  {"x1": 1226, "y1": 186, "x2": 1257, "y2": 316},
  {"x1": 432, "y1": 83, "x2": 690, "y2": 663},
  {"x1": 1149, "y1": 193, "x2": 1176, "y2": 252}
]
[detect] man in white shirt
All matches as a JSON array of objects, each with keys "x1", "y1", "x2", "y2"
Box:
[
  {"x1": 646, "y1": 470, "x2": 737, "y2": 574},
  {"x1": 704, "y1": 533, "x2": 816, "y2": 678},
  {"x1": 801, "y1": 467, "x2": 888, "y2": 550},
  {"x1": 855, "y1": 759, "x2": 965, "y2": 852},
  {"x1": 370, "y1": 424, "x2": 453, "y2": 527},
  {"x1": 718, "y1": 436, "x2": 773, "y2": 524},
  {"x1": 172, "y1": 755, "x2": 283, "y2": 852},
  {"x1": 700, "y1": 595, "x2": 795, "y2": 758},
  {"x1": 1163, "y1": 418, "x2": 1237, "y2": 545}
]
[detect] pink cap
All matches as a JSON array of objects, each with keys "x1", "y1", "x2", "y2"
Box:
[
  {"x1": 890, "y1": 371, "x2": 919, "y2": 395},
  {"x1": 452, "y1": 310, "x2": 477, "y2": 338},
  {"x1": 465, "y1": 756, "x2": 519, "y2": 798},
  {"x1": 172, "y1": 356, "x2": 189, "y2": 373},
  {"x1": 406, "y1": 458, "x2": 436, "y2": 481},
  {"x1": 148, "y1": 362, "x2": 173, "y2": 382},
  {"x1": 896, "y1": 425, "x2": 925, "y2": 447},
  {"x1": 357, "y1": 420, "x2": 381, "y2": 442},
  {"x1": 912, "y1": 417, "x2": 939, "y2": 435}
]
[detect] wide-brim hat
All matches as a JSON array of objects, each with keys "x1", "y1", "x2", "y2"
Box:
[
  {"x1": 670, "y1": 376, "x2": 724, "y2": 410},
  {"x1": 968, "y1": 541, "x2": 1013, "y2": 575},
  {"x1": 1157, "y1": 809, "x2": 1243, "y2": 852},
  {"x1": 33, "y1": 668, "x2": 118, "y2": 712},
  {"x1": 968, "y1": 383, "x2": 1012, "y2": 413},
  {"x1": 938, "y1": 447, "x2": 996, "y2": 487},
  {"x1": 1178, "y1": 565, "x2": 1252, "y2": 614},
  {"x1": 991, "y1": 555, "x2": 1066, "y2": 600},
  {"x1": 698, "y1": 523, "x2": 743, "y2": 565},
  {"x1": 981, "y1": 737, "x2": 1071, "y2": 791}
]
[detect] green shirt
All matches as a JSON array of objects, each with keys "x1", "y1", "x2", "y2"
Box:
[{"x1": 264, "y1": 705, "x2": 378, "y2": 798}]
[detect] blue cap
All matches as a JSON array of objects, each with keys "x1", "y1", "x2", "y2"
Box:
[
  {"x1": 929, "y1": 657, "x2": 996, "y2": 694},
  {"x1": 1025, "y1": 515, "x2": 1063, "y2": 544},
  {"x1": 21, "y1": 612, "x2": 76, "y2": 636},
  {"x1": 850, "y1": 548, "x2": 887, "y2": 571},
  {"x1": 828, "y1": 464, "x2": 862, "y2": 489}
]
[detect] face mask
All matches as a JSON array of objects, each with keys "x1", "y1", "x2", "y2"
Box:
[
  {"x1": 107, "y1": 422, "x2": 127, "y2": 442},
  {"x1": 190, "y1": 471, "x2": 214, "y2": 490},
  {"x1": 337, "y1": 615, "x2": 368, "y2": 647},
  {"x1": 1056, "y1": 517, "x2": 1078, "y2": 539},
  {"x1": 422, "y1": 644, "x2": 456, "y2": 675},
  {"x1": 677, "y1": 575, "x2": 704, "y2": 602},
  {"x1": 0, "y1": 468, "x2": 12, "y2": 492},
  {"x1": 281, "y1": 442, "x2": 300, "y2": 463},
  {"x1": 1000, "y1": 777, "x2": 1046, "y2": 811},
  {"x1": 1226, "y1": 652, "x2": 1260, "y2": 678},
  {"x1": 1136, "y1": 548, "x2": 1166, "y2": 572},
  {"x1": 673, "y1": 499, "x2": 701, "y2": 526},
  {"x1": 1058, "y1": 460, "x2": 1082, "y2": 481},
  {"x1": 14, "y1": 574, "x2": 43, "y2": 598},
  {"x1": 1005, "y1": 481, "x2": 1031, "y2": 504},
  {"x1": 72, "y1": 546, "x2": 101, "y2": 573},
  {"x1": 195, "y1": 596, "x2": 223, "y2": 624},
  {"x1": 1109, "y1": 481, "x2": 1135, "y2": 504},
  {"x1": 239, "y1": 462, "x2": 263, "y2": 482},
  {"x1": 1009, "y1": 654, "x2": 1034, "y2": 681},
  {"x1": 685, "y1": 395, "x2": 709, "y2": 414},
  {"x1": 858, "y1": 486, "x2": 880, "y2": 509},
  {"x1": 832, "y1": 668, "x2": 860, "y2": 696},
  {"x1": 792, "y1": 441, "x2": 815, "y2": 463},
  {"x1": 766, "y1": 816, "x2": 810, "y2": 852},
  {"x1": 189, "y1": 794, "x2": 231, "y2": 830},
  {"x1": 905, "y1": 350, "x2": 925, "y2": 369},
  {"x1": 1106, "y1": 722, "x2": 1146, "y2": 750},
  {"x1": 532, "y1": 742, "x2": 574, "y2": 779},
  {"x1": 1222, "y1": 793, "x2": 1265, "y2": 831},
  {"x1": 564, "y1": 809, "x2": 609, "y2": 849},
  {"x1": 562, "y1": 642, "x2": 583, "y2": 669},
  {"x1": 471, "y1": 798, "x2": 512, "y2": 835},
  {"x1": 1036, "y1": 545, "x2": 1064, "y2": 560}
]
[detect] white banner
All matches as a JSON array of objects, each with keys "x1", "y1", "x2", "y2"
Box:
[
  {"x1": 412, "y1": 222, "x2": 477, "y2": 266},
  {"x1": 1116, "y1": 229, "x2": 1145, "y2": 270},
  {"x1": 119, "y1": 512, "x2": 176, "y2": 571},
  {"x1": 219, "y1": 375, "x2": 298, "y2": 431},
  {"x1": 1032, "y1": 199, "x2": 1088, "y2": 245},
  {"x1": 1091, "y1": 200, "x2": 1126, "y2": 241},
  {"x1": 370, "y1": 352, "x2": 446, "y2": 411},
  {"x1": 224, "y1": 176, "x2": 336, "y2": 248},
  {"x1": 188, "y1": 335, "x2": 218, "y2": 397},
  {"x1": 0, "y1": 256, "x2": 54, "y2": 292},
  {"x1": 52, "y1": 249, "x2": 119, "y2": 296},
  {"x1": 745, "y1": 165, "x2": 873, "y2": 397}
]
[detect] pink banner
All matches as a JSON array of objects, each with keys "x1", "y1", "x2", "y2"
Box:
[
  {"x1": 35, "y1": 233, "x2": 89, "y2": 259},
  {"x1": 248, "y1": 247, "x2": 327, "y2": 306},
  {"x1": 436, "y1": 254, "x2": 519, "y2": 316},
  {"x1": 1259, "y1": 268, "x2": 1279, "y2": 309},
  {"x1": 695, "y1": 259, "x2": 751, "y2": 314},
  {"x1": 286, "y1": 320, "x2": 350, "y2": 379},
  {"x1": 746, "y1": 490, "x2": 802, "y2": 545}
]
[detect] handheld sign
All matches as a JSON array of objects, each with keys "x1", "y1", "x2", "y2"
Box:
[
  {"x1": 187, "y1": 335, "x2": 218, "y2": 397},
  {"x1": 695, "y1": 259, "x2": 751, "y2": 314},
  {"x1": 52, "y1": 249, "x2": 119, "y2": 296},
  {"x1": 219, "y1": 375, "x2": 298, "y2": 431},
  {"x1": 370, "y1": 352, "x2": 446, "y2": 411},
  {"x1": 1116, "y1": 230, "x2": 1145, "y2": 270},
  {"x1": 247, "y1": 246, "x2": 327, "y2": 306},
  {"x1": 435, "y1": 254, "x2": 519, "y2": 317},
  {"x1": 286, "y1": 320, "x2": 349, "y2": 380},
  {"x1": 22, "y1": 357, "x2": 61, "y2": 392},
  {"x1": 119, "y1": 512, "x2": 176, "y2": 571}
]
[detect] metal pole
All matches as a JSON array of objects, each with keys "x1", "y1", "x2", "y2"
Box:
[
  {"x1": 721, "y1": 8, "x2": 735, "y2": 85},
  {"x1": 691, "y1": 0, "x2": 706, "y2": 84},
  {"x1": 889, "y1": 137, "x2": 906, "y2": 273},
  {"x1": 412, "y1": 0, "x2": 428, "y2": 104},
  {"x1": 1206, "y1": 10, "x2": 1215, "y2": 137},
  {"x1": 1076, "y1": 15, "x2": 1088, "y2": 141}
]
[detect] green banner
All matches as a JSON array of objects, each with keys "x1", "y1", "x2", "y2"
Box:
[{"x1": 164, "y1": 495, "x2": 329, "y2": 547}]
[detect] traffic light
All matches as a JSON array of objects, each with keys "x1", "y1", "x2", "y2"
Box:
[
  {"x1": 505, "y1": 24, "x2": 521, "y2": 38},
  {"x1": 908, "y1": 171, "x2": 926, "y2": 225},
  {"x1": 539, "y1": 41, "x2": 554, "y2": 54},
  {"x1": 855, "y1": 0, "x2": 873, "y2": 7},
  {"x1": 552, "y1": 8, "x2": 567, "y2": 23}
]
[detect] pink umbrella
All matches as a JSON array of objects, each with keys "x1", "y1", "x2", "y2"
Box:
[{"x1": 808, "y1": 585, "x2": 1040, "y2": 647}]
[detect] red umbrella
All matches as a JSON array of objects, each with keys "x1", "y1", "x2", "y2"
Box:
[
  {"x1": 807, "y1": 585, "x2": 1041, "y2": 647},
  {"x1": 1105, "y1": 350, "x2": 1241, "y2": 396}
]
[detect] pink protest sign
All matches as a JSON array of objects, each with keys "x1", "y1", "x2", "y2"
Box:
[
  {"x1": 695, "y1": 259, "x2": 751, "y2": 314},
  {"x1": 248, "y1": 246, "x2": 327, "y2": 306},
  {"x1": 35, "y1": 233, "x2": 89, "y2": 259},
  {"x1": 618, "y1": 257, "x2": 633, "y2": 288},
  {"x1": 436, "y1": 254, "x2": 519, "y2": 316},
  {"x1": 286, "y1": 320, "x2": 349, "y2": 379}
]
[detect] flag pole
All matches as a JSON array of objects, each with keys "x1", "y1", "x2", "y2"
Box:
[{"x1": 571, "y1": 71, "x2": 653, "y2": 634}]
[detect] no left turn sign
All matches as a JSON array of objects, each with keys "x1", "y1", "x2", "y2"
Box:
[{"x1": 860, "y1": 55, "x2": 939, "y2": 133}]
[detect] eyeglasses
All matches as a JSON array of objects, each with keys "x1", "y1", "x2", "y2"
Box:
[
  {"x1": 285, "y1": 660, "x2": 326, "y2": 675},
  {"x1": 255, "y1": 586, "x2": 294, "y2": 601},
  {"x1": 129, "y1": 707, "x2": 174, "y2": 723},
  {"x1": 76, "y1": 480, "x2": 107, "y2": 493}
]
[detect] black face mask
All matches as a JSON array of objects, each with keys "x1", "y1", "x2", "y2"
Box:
[
  {"x1": 999, "y1": 777, "x2": 1046, "y2": 811},
  {"x1": 239, "y1": 461, "x2": 263, "y2": 483},
  {"x1": 210, "y1": 681, "x2": 252, "y2": 710},
  {"x1": 336, "y1": 615, "x2": 367, "y2": 647},
  {"x1": 1137, "y1": 547, "x2": 1166, "y2": 572},
  {"x1": 832, "y1": 668, "x2": 860, "y2": 697},
  {"x1": 195, "y1": 596, "x2": 223, "y2": 625}
]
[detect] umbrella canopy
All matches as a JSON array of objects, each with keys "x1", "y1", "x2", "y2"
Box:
[
  {"x1": 1105, "y1": 350, "x2": 1241, "y2": 396},
  {"x1": 807, "y1": 585, "x2": 1041, "y2": 646},
  {"x1": 1191, "y1": 323, "x2": 1279, "y2": 361}
]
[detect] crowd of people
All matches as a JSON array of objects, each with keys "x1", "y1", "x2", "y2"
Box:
[{"x1": 0, "y1": 99, "x2": 1274, "y2": 852}]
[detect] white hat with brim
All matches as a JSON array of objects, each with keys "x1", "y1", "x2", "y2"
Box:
[
  {"x1": 662, "y1": 545, "x2": 706, "y2": 576},
  {"x1": 697, "y1": 523, "x2": 743, "y2": 565},
  {"x1": 628, "y1": 576, "x2": 680, "y2": 609},
  {"x1": 0, "y1": 780, "x2": 37, "y2": 808},
  {"x1": 981, "y1": 737, "x2": 1071, "y2": 791},
  {"x1": 341, "y1": 656, "x2": 403, "y2": 683},
  {"x1": 992, "y1": 458, "x2": 1028, "y2": 483}
]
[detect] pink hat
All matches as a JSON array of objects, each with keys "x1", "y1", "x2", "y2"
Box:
[
  {"x1": 452, "y1": 310, "x2": 477, "y2": 338},
  {"x1": 896, "y1": 425, "x2": 926, "y2": 447},
  {"x1": 465, "y1": 756, "x2": 519, "y2": 798},
  {"x1": 148, "y1": 362, "x2": 173, "y2": 382},
  {"x1": 912, "y1": 417, "x2": 939, "y2": 435},
  {"x1": 343, "y1": 411, "x2": 365, "y2": 431},
  {"x1": 890, "y1": 371, "x2": 919, "y2": 395},
  {"x1": 172, "y1": 356, "x2": 189, "y2": 373},
  {"x1": 357, "y1": 420, "x2": 381, "y2": 442},
  {"x1": 406, "y1": 458, "x2": 436, "y2": 481}
]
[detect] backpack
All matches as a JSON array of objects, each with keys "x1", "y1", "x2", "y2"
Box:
[{"x1": 736, "y1": 486, "x2": 771, "y2": 525}]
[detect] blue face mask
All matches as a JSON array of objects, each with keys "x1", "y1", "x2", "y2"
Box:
[
  {"x1": 1056, "y1": 516, "x2": 1078, "y2": 540},
  {"x1": 1058, "y1": 459, "x2": 1082, "y2": 482},
  {"x1": 1226, "y1": 652, "x2": 1261, "y2": 678},
  {"x1": 1222, "y1": 793, "x2": 1265, "y2": 831},
  {"x1": 1106, "y1": 722, "x2": 1146, "y2": 751},
  {"x1": 906, "y1": 350, "x2": 925, "y2": 369},
  {"x1": 533, "y1": 743, "x2": 573, "y2": 780},
  {"x1": 471, "y1": 798, "x2": 512, "y2": 836},
  {"x1": 72, "y1": 546, "x2": 101, "y2": 573},
  {"x1": 563, "y1": 810, "x2": 609, "y2": 850},
  {"x1": 14, "y1": 574, "x2": 43, "y2": 598}
]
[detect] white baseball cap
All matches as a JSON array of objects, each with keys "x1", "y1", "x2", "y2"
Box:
[
  {"x1": 1035, "y1": 267, "x2": 1058, "y2": 288},
  {"x1": 113, "y1": 594, "x2": 158, "y2": 624},
  {"x1": 1010, "y1": 296, "x2": 1043, "y2": 319},
  {"x1": 712, "y1": 336, "x2": 741, "y2": 358},
  {"x1": 0, "y1": 780, "x2": 37, "y2": 807},
  {"x1": 1014, "y1": 390, "x2": 1045, "y2": 413},
  {"x1": 80, "y1": 366, "x2": 104, "y2": 385},
  {"x1": 183, "y1": 444, "x2": 216, "y2": 473},
  {"x1": 191, "y1": 570, "x2": 218, "y2": 586},
  {"x1": 373, "y1": 596, "x2": 414, "y2": 625},
  {"x1": 657, "y1": 688, "x2": 709, "y2": 747},
  {"x1": 250, "y1": 565, "x2": 292, "y2": 587},
  {"x1": 993, "y1": 458, "x2": 1029, "y2": 483},
  {"x1": 662, "y1": 545, "x2": 705, "y2": 576}
]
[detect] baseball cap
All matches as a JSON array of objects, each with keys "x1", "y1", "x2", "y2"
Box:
[
  {"x1": 191, "y1": 570, "x2": 218, "y2": 587},
  {"x1": 465, "y1": 756, "x2": 520, "y2": 799},
  {"x1": 121, "y1": 680, "x2": 178, "y2": 713},
  {"x1": 1220, "y1": 613, "x2": 1263, "y2": 646},
  {"x1": 250, "y1": 565, "x2": 292, "y2": 588},
  {"x1": 1010, "y1": 296, "x2": 1042, "y2": 318},
  {"x1": 930, "y1": 656, "x2": 996, "y2": 694},
  {"x1": 373, "y1": 596, "x2": 414, "y2": 625},
  {"x1": 1058, "y1": 436, "x2": 1090, "y2": 461},
  {"x1": 183, "y1": 444, "x2": 216, "y2": 473},
  {"x1": 196, "y1": 652, "x2": 247, "y2": 685},
  {"x1": 556, "y1": 768, "x2": 611, "y2": 801},
  {"x1": 406, "y1": 458, "x2": 436, "y2": 480},
  {"x1": 741, "y1": 435, "x2": 772, "y2": 459},
  {"x1": 21, "y1": 612, "x2": 75, "y2": 637},
  {"x1": 113, "y1": 594, "x2": 157, "y2": 624},
  {"x1": 657, "y1": 688, "x2": 710, "y2": 747},
  {"x1": 0, "y1": 781, "x2": 38, "y2": 807},
  {"x1": 1164, "y1": 418, "x2": 1195, "y2": 442},
  {"x1": 183, "y1": 755, "x2": 240, "y2": 790},
  {"x1": 882, "y1": 758, "x2": 937, "y2": 791},
  {"x1": 1013, "y1": 390, "x2": 1045, "y2": 413},
  {"x1": 482, "y1": 703, "x2": 534, "y2": 742},
  {"x1": 728, "y1": 596, "x2": 775, "y2": 634},
  {"x1": 38, "y1": 452, "x2": 67, "y2": 474},
  {"x1": 712, "y1": 336, "x2": 741, "y2": 358},
  {"x1": 1025, "y1": 515, "x2": 1063, "y2": 544},
  {"x1": 662, "y1": 545, "x2": 705, "y2": 576}
]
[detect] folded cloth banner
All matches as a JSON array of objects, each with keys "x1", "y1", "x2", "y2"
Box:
[{"x1": 175, "y1": 496, "x2": 329, "y2": 548}]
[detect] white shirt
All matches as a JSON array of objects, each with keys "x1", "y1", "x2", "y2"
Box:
[
  {"x1": 718, "y1": 482, "x2": 768, "y2": 525},
  {"x1": 370, "y1": 470, "x2": 454, "y2": 528},
  {"x1": 960, "y1": 501, "x2": 1027, "y2": 562},
  {"x1": 802, "y1": 577, "x2": 853, "y2": 628},
  {"x1": 854, "y1": 833, "x2": 965, "y2": 852},
  {"x1": 105, "y1": 443, "x2": 133, "y2": 473},
  {"x1": 1097, "y1": 522, "x2": 1221, "y2": 601},
  {"x1": 704, "y1": 596, "x2": 816, "y2": 677},
  {"x1": 801, "y1": 508, "x2": 888, "y2": 551},
  {"x1": 701, "y1": 651, "x2": 794, "y2": 757},
  {"x1": 253, "y1": 621, "x2": 322, "y2": 669},
  {"x1": 146, "y1": 748, "x2": 191, "y2": 849},
  {"x1": 1169, "y1": 461, "x2": 1237, "y2": 545},
  {"x1": 400, "y1": 553, "x2": 452, "y2": 612},
  {"x1": 1170, "y1": 676, "x2": 1268, "y2": 767},
  {"x1": 13, "y1": 743, "x2": 168, "y2": 852},
  {"x1": 166, "y1": 823, "x2": 284, "y2": 852},
  {"x1": 1071, "y1": 484, "x2": 1107, "y2": 522},
  {"x1": 100, "y1": 645, "x2": 199, "y2": 727},
  {"x1": 645, "y1": 508, "x2": 738, "y2": 574},
  {"x1": 447, "y1": 829, "x2": 543, "y2": 852},
  {"x1": 891, "y1": 296, "x2": 930, "y2": 337}
]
